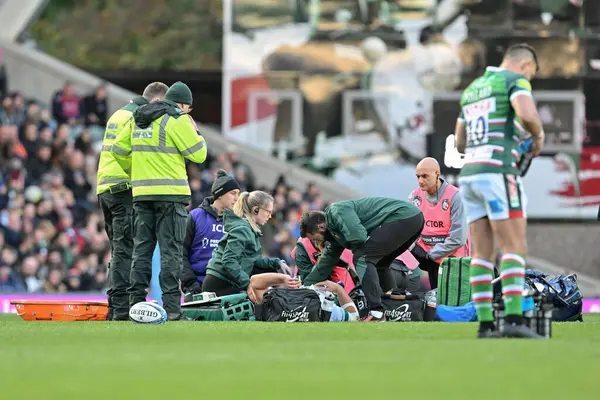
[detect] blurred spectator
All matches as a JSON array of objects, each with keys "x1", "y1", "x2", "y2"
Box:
[
  {"x1": 0, "y1": 83, "x2": 327, "y2": 294},
  {"x1": 82, "y1": 84, "x2": 108, "y2": 127},
  {"x1": 26, "y1": 142, "x2": 52, "y2": 184},
  {"x1": 74, "y1": 127, "x2": 94, "y2": 156},
  {"x1": 20, "y1": 255, "x2": 43, "y2": 293},
  {"x1": 44, "y1": 268, "x2": 67, "y2": 293},
  {"x1": 0, "y1": 265, "x2": 26, "y2": 292},
  {"x1": 51, "y1": 81, "x2": 81, "y2": 125},
  {"x1": 228, "y1": 145, "x2": 256, "y2": 191}
]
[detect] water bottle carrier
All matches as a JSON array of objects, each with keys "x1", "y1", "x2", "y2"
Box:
[{"x1": 493, "y1": 294, "x2": 554, "y2": 338}]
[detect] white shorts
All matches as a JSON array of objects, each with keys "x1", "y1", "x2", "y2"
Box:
[{"x1": 458, "y1": 173, "x2": 527, "y2": 224}]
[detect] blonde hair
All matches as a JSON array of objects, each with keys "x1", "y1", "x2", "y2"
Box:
[{"x1": 232, "y1": 191, "x2": 274, "y2": 233}]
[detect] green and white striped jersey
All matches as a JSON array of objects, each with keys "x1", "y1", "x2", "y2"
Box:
[{"x1": 458, "y1": 67, "x2": 532, "y2": 177}]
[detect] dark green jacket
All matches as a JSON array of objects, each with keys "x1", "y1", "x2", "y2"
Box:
[
  {"x1": 206, "y1": 209, "x2": 281, "y2": 289},
  {"x1": 303, "y1": 197, "x2": 421, "y2": 285},
  {"x1": 294, "y1": 241, "x2": 315, "y2": 281}
]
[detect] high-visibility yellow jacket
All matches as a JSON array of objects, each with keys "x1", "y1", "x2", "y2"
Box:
[
  {"x1": 111, "y1": 101, "x2": 207, "y2": 203},
  {"x1": 96, "y1": 96, "x2": 148, "y2": 195}
]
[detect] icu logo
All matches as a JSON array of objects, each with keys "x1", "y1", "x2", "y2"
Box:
[
  {"x1": 441, "y1": 199, "x2": 450, "y2": 211},
  {"x1": 212, "y1": 224, "x2": 224, "y2": 233}
]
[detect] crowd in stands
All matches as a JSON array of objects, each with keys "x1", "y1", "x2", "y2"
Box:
[{"x1": 0, "y1": 82, "x2": 323, "y2": 294}]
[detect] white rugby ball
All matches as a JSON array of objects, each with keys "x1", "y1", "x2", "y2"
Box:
[{"x1": 129, "y1": 301, "x2": 167, "y2": 324}]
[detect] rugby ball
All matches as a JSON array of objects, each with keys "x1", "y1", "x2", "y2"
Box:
[{"x1": 129, "y1": 301, "x2": 167, "y2": 324}]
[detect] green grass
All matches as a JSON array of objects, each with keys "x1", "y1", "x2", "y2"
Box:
[{"x1": 1, "y1": 314, "x2": 599, "y2": 399}]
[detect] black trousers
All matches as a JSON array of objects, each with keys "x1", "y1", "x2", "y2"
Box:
[
  {"x1": 203, "y1": 267, "x2": 274, "y2": 297},
  {"x1": 355, "y1": 213, "x2": 425, "y2": 312},
  {"x1": 202, "y1": 275, "x2": 242, "y2": 297},
  {"x1": 390, "y1": 261, "x2": 422, "y2": 293},
  {"x1": 98, "y1": 189, "x2": 133, "y2": 320},
  {"x1": 418, "y1": 259, "x2": 440, "y2": 290},
  {"x1": 129, "y1": 201, "x2": 188, "y2": 316}
]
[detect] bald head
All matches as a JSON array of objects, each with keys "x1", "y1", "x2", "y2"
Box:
[
  {"x1": 417, "y1": 157, "x2": 440, "y2": 172},
  {"x1": 416, "y1": 157, "x2": 441, "y2": 195}
]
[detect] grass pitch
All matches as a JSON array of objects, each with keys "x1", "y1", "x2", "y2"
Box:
[{"x1": 1, "y1": 314, "x2": 599, "y2": 399}]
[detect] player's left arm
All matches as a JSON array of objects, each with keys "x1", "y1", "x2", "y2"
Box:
[
  {"x1": 427, "y1": 192, "x2": 468, "y2": 260},
  {"x1": 247, "y1": 273, "x2": 289, "y2": 304},
  {"x1": 510, "y1": 77, "x2": 544, "y2": 155},
  {"x1": 454, "y1": 110, "x2": 466, "y2": 153}
]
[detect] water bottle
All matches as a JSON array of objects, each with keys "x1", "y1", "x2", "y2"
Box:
[
  {"x1": 494, "y1": 302, "x2": 505, "y2": 332},
  {"x1": 523, "y1": 295, "x2": 536, "y2": 330},
  {"x1": 320, "y1": 293, "x2": 335, "y2": 322},
  {"x1": 517, "y1": 138, "x2": 534, "y2": 176},
  {"x1": 517, "y1": 138, "x2": 533, "y2": 154}
]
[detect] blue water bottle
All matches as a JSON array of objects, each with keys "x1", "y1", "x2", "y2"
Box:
[
  {"x1": 517, "y1": 138, "x2": 534, "y2": 176},
  {"x1": 517, "y1": 138, "x2": 533, "y2": 154}
]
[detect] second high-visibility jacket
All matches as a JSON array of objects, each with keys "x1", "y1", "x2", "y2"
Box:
[{"x1": 111, "y1": 100, "x2": 207, "y2": 203}]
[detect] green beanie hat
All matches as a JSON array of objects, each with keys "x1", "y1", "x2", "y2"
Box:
[{"x1": 165, "y1": 81, "x2": 193, "y2": 105}]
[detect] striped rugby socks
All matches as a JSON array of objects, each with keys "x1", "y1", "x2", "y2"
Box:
[
  {"x1": 469, "y1": 258, "x2": 495, "y2": 323},
  {"x1": 500, "y1": 253, "x2": 526, "y2": 318}
]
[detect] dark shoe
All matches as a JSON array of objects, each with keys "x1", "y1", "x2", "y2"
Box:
[
  {"x1": 167, "y1": 313, "x2": 193, "y2": 321},
  {"x1": 477, "y1": 329, "x2": 502, "y2": 339},
  {"x1": 502, "y1": 323, "x2": 544, "y2": 339},
  {"x1": 111, "y1": 308, "x2": 130, "y2": 321}
]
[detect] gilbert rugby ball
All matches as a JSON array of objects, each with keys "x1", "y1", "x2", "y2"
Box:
[{"x1": 129, "y1": 301, "x2": 167, "y2": 324}]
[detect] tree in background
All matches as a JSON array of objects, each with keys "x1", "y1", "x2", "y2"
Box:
[{"x1": 30, "y1": 0, "x2": 222, "y2": 70}]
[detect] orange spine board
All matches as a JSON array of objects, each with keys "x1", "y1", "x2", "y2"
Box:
[{"x1": 11, "y1": 300, "x2": 109, "y2": 321}]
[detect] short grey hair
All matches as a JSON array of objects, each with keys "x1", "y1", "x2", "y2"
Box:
[{"x1": 142, "y1": 82, "x2": 169, "y2": 101}]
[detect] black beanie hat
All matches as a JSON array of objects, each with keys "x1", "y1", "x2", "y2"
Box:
[
  {"x1": 211, "y1": 169, "x2": 241, "y2": 199},
  {"x1": 165, "y1": 81, "x2": 193, "y2": 105}
]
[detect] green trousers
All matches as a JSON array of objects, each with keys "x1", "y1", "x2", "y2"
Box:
[
  {"x1": 129, "y1": 201, "x2": 188, "y2": 316},
  {"x1": 98, "y1": 190, "x2": 133, "y2": 320}
]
